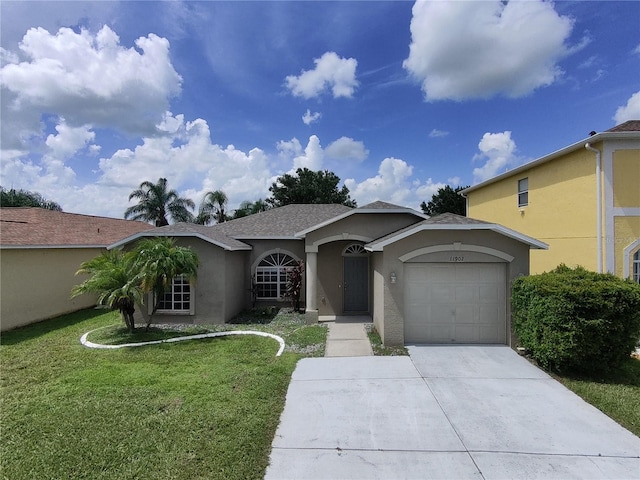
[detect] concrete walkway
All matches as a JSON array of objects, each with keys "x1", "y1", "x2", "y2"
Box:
[
  {"x1": 265, "y1": 346, "x2": 640, "y2": 480},
  {"x1": 324, "y1": 320, "x2": 373, "y2": 357}
]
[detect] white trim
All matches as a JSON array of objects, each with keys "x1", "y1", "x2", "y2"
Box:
[
  {"x1": 366, "y1": 223, "x2": 548, "y2": 252},
  {"x1": 294, "y1": 208, "x2": 427, "y2": 237},
  {"x1": 231, "y1": 235, "x2": 301, "y2": 240},
  {"x1": 251, "y1": 249, "x2": 302, "y2": 301},
  {"x1": 311, "y1": 233, "x2": 374, "y2": 250},
  {"x1": 108, "y1": 231, "x2": 251, "y2": 251},
  {"x1": 623, "y1": 238, "x2": 640, "y2": 279},
  {"x1": 603, "y1": 142, "x2": 614, "y2": 273},
  {"x1": 0, "y1": 244, "x2": 109, "y2": 250},
  {"x1": 399, "y1": 243, "x2": 514, "y2": 263},
  {"x1": 613, "y1": 208, "x2": 640, "y2": 216}
]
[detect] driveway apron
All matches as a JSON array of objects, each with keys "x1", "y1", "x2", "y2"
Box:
[{"x1": 265, "y1": 346, "x2": 640, "y2": 480}]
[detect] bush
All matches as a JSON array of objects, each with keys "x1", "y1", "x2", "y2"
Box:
[{"x1": 512, "y1": 265, "x2": 640, "y2": 374}]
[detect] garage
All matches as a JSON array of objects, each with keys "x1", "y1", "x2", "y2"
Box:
[{"x1": 404, "y1": 262, "x2": 507, "y2": 344}]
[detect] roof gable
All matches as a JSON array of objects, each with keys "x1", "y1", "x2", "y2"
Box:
[{"x1": 366, "y1": 213, "x2": 548, "y2": 251}]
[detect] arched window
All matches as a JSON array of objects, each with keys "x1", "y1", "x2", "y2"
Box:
[
  {"x1": 255, "y1": 252, "x2": 298, "y2": 299},
  {"x1": 634, "y1": 250, "x2": 640, "y2": 284},
  {"x1": 343, "y1": 243, "x2": 368, "y2": 256}
]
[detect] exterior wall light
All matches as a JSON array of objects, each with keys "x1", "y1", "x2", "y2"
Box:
[{"x1": 390, "y1": 272, "x2": 397, "y2": 284}]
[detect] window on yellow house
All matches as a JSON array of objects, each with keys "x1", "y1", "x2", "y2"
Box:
[
  {"x1": 518, "y1": 178, "x2": 528, "y2": 207},
  {"x1": 633, "y1": 250, "x2": 640, "y2": 283}
]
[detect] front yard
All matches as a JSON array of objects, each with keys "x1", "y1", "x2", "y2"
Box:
[
  {"x1": 2, "y1": 308, "x2": 638, "y2": 479},
  {"x1": 1, "y1": 308, "x2": 326, "y2": 480}
]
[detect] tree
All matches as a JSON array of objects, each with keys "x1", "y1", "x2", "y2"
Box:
[
  {"x1": 194, "y1": 190, "x2": 229, "y2": 225},
  {"x1": 0, "y1": 187, "x2": 62, "y2": 211},
  {"x1": 133, "y1": 237, "x2": 198, "y2": 329},
  {"x1": 124, "y1": 178, "x2": 195, "y2": 226},
  {"x1": 232, "y1": 199, "x2": 270, "y2": 219},
  {"x1": 267, "y1": 168, "x2": 356, "y2": 208},
  {"x1": 284, "y1": 260, "x2": 304, "y2": 312},
  {"x1": 71, "y1": 250, "x2": 143, "y2": 331},
  {"x1": 420, "y1": 185, "x2": 469, "y2": 216},
  {"x1": 71, "y1": 238, "x2": 198, "y2": 332}
]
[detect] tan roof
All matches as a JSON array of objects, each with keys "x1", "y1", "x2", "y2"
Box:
[{"x1": 0, "y1": 208, "x2": 154, "y2": 248}]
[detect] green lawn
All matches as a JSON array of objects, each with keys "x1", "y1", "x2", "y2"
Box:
[
  {"x1": 555, "y1": 357, "x2": 640, "y2": 437},
  {"x1": 1, "y1": 308, "x2": 326, "y2": 480}
]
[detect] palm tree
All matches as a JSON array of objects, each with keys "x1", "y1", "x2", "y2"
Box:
[
  {"x1": 71, "y1": 238, "x2": 199, "y2": 332},
  {"x1": 124, "y1": 178, "x2": 195, "y2": 226},
  {"x1": 71, "y1": 250, "x2": 143, "y2": 331},
  {"x1": 232, "y1": 199, "x2": 270, "y2": 219},
  {"x1": 195, "y1": 190, "x2": 228, "y2": 224},
  {"x1": 133, "y1": 237, "x2": 199, "y2": 330}
]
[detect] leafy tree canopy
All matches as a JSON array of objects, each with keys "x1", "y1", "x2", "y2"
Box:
[
  {"x1": 0, "y1": 187, "x2": 62, "y2": 211},
  {"x1": 420, "y1": 185, "x2": 468, "y2": 216},
  {"x1": 232, "y1": 199, "x2": 270, "y2": 219},
  {"x1": 194, "y1": 190, "x2": 229, "y2": 225},
  {"x1": 124, "y1": 178, "x2": 195, "y2": 226},
  {"x1": 267, "y1": 168, "x2": 356, "y2": 208}
]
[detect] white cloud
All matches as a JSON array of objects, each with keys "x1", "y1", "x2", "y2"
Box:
[
  {"x1": 1, "y1": 113, "x2": 274, "y2": 218},
  {"x1": 0, "y1": 25, "x2": 182, "y2": 154},
  {"x1": 613, "y1": 91, "x2": 640, "y2": 125},
  {"x1": 428, "y1": 128, "x2": 449, "y2": 138},
  {"x1": 302, "y1": 109, "x2": 321, "y2": 125},
  {"x1": 472, "y1": 131, "x2": 518, "y2": 183},
  {"x1": 325, "y1": 137, "x2": 369, "y2": 162},
  {"x1": 277, "y1": 135, "x2": 324, "y2": 173},
  {"x1": 403, "y1": 0, "x2": 574, "y2": 100},
  {"x1": 285, "y1": 51, "x2": 358, "y2": 99},
  {"x1": 45, "y1": 119, "x2": 95, "y2": 159},
  {"x1": 346, "y1": 158, "x2": 414, "y2": 206},
  {"x1": 634, "y1": 43, "x2": 640, "y2": 55}
]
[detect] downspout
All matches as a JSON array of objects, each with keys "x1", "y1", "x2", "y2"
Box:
[{"x1": 585, "y1": 143, "x2": 602, "y2": 273}]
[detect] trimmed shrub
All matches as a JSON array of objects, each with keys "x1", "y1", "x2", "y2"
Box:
[{"x1": 512, "y1": 265, "x2": 640, "y2": 373}]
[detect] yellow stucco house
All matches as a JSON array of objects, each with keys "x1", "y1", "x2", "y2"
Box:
[{"x1": 462, "y1": 120, "x2": 640, "y2": 281}]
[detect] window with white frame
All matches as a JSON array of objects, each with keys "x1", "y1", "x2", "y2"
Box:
[
  {"x1": 634, "y1": 250, "x2": 640, "y2": 284},
  {"x1": 157, "y1": 275, "x2": 192, "y2": 313},
  {"x1": 518, "y1": 178, "x2": 529, "y2": 207},
  {"x1": 255, "y1": 252, "x2": 298, "y2": 300}
]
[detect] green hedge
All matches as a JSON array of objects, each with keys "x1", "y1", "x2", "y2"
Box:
[{"x1": 512, "y1": 265, "x2": 640, "y2": 373}]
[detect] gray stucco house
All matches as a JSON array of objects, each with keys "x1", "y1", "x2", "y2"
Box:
[{"x1": 111, "y1": 201, "x2": 547, "y2": 346}]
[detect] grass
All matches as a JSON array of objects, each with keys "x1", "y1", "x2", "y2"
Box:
[
  {"x1": 1, "y1": 307, "x2": 327, "y2": 480},
  {"x1": 554, "y1": 357, "x2": 640, "y2": 437},
  {"x1": 365, "y1": 324, "x2": 408, "y2": 356}
]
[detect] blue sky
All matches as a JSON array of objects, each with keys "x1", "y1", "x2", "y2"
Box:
[{"x1": 1, "y1": 1, "x2": 639, "y2": 219}]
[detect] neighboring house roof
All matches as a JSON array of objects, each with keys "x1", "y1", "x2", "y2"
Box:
[
  {"x1": 0, "y1": 207, "x2": 154, "y2": 249},
  {"x1": 366, "y1": 213, "x2": 549, "y2": 251},
  {"x1": 461, "y1": 120, "x2": 640, "y2": 195}
]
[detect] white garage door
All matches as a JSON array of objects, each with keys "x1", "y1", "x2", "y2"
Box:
[{"x1": 404, "y1": 263, "x2": 507, "y2": 344}]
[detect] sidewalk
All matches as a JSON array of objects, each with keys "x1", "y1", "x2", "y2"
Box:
[{"x1": 324, "y1": 321, "x2": 373, "y2": 357}]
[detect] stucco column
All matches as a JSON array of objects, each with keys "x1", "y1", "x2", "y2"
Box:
[{"x1": 305, "y1": 250, "x2": 318, "y2": 313}]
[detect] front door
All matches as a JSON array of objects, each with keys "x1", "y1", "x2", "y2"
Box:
[{"x1": 343, "y1": 256, "x2": 369, "y2": 312}]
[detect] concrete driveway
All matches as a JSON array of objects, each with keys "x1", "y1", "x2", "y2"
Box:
[{"x1": 265, "y1": 346, "x2": 640, "y2": 479}]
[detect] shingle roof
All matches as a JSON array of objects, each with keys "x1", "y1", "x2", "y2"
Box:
[
  {"x1": 421, "y1": 212, "x2": 490, "y2": 225},
  {"x1": 214, "y1": 203, "x2": 353, "y2": 238},
  {"x1": 366, "y1": 213, "x2": 548, "y2": 251},
  {"x1": 606, "y1": 120, "x2": 640, "y2": 132},
  {"x1": 0, "y1": 208, "x2": 154, "y2": 247},
  {"x1": 358, "y1": 201, "x2": 406, "y2": 209}
]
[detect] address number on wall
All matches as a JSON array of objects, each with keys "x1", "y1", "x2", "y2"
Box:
[{"x1": 449, "y1": 256, "x2": 465, "y2": 262}]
